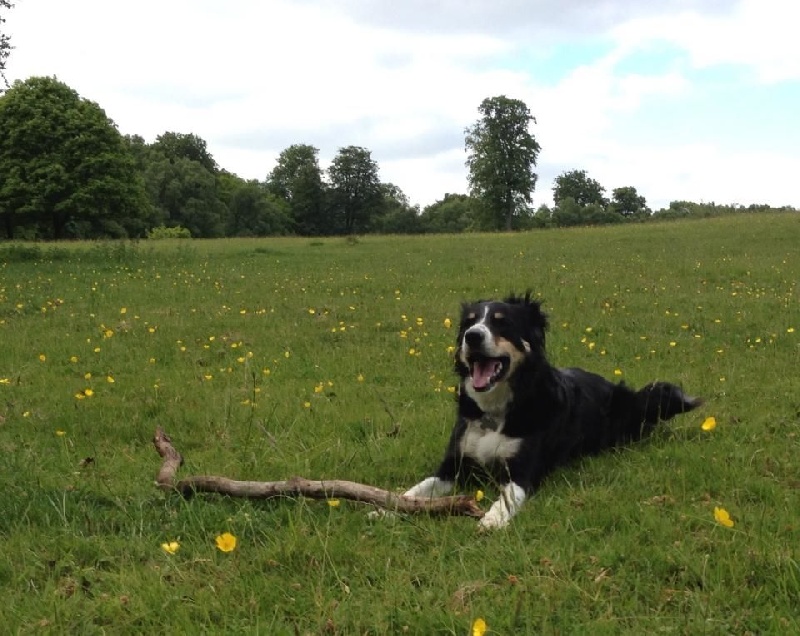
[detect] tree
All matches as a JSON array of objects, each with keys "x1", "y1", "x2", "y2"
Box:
[
  {"x1": 0, "y1": 76, "x2": 151, "y2": 239},
  {"x1": 266, "y1": 144, "x2": 326, "y2": 235},
  {"x1": 370, "y1": 182, "x2": 422, "y2": 234},
  {"x1": 552, "y1": 170, "x2": 608, "y2": 208},
  {"x1": 419, "y1": 193, "x2": 480, "y2": 233},
  {"x1": 328, "y1": 145, "x2": 381, "y2": 234},
  {"x1": 152, "y1": 132, "x2": 217, "y2": 174},
  {"x1": 0, "y1": 1, "x2": 13, "y2": 89},
  {"x1": 219, "y1": 172, "x2": 292, "y2": 236},
  {"x1": 609, "y1": 186, "x2": 650, "y2": 219},
  {"x1": 465, "y1": 95, "x2": 541, "y2": 231},
  {"x1": 143, "y1": 153, "x2": 225, "y2": 237}
]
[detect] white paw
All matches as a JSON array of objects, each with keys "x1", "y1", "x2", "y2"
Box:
[
  {"x1": 478, "y1": 508, "x2": 510, "y2": 530},
  {"x1": 477, "y1": 482, "x2": 526, "y2": 530},
  {"x1": 367, "y1": 508, "x2": 397, "y2": 521}
]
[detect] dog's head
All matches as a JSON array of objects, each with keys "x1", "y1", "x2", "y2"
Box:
[{"x1": 455, "y1": 292, "x2": 548, "y2": 410}]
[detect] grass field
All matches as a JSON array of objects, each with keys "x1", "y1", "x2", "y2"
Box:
[{"x1": 1, "y1": 213, "x2": 798, "y2": 634}]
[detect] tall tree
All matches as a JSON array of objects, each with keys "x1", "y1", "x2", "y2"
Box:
[
  {"x1": 465, "y1": 95, "x2": 541, "y2": 231},
  {"x1": 266, "y1": 144, "x2": 325, "y2": 235},
  {"x1": 610, "y1": 186, "x2": 650, "y2": 219},
  {"x1": 219, "y1": 172, "x2": 292, "y2": 236},
  {"x1": 0, "y1": 76, "x2": 151, "y2": 239},
  {"x1": 152, "y1": 132, "x2": 217, "y2": 174},
  {"x1": 0, "y1": 1, "x2": 13, "y2": 89},
  {"x1": 552, "y1": 169, "x2": 608, "y2": 208},
  {"x1": 143, "y1": 153, "x2": 225, "y2": 237},
  {"x1": 328, "y1": 145, "x2": 381, "y2": 234}
]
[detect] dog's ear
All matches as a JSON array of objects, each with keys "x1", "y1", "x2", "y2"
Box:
[{"x1": 505, "y1": 291, "x2": 548, "y2": 345}]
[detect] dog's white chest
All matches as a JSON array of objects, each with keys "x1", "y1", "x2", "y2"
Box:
[{"x1": 460, "y1": 419, "x2": 522, "y2": 466}]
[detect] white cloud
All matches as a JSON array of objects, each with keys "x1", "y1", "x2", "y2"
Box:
[
  {"x1": 611, "y1": 0, "x2": 800, "y2": 83},
  {"x1": 5, "y1": 0, "x2": 798, "y2": 211}
]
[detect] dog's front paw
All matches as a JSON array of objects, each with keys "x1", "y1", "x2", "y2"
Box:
[
  {"x1": 478, "y1": 508, "x2": 510, "y2": 530},
  {"x1": 367, "y1": 508, "x2": 398, "y2": 521}
]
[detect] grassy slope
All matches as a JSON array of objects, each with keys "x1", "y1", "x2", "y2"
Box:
[{"x1": 0, "y1": 214, "x2": 798, "y2": 634}]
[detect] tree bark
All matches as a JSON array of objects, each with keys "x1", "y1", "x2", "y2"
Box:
[{"x1": 152, "y1": 427, "x2": 483, "y2": 518}]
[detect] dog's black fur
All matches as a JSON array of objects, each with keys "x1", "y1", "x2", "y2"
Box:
[{"x1": 404, "y1": 292, "x2": 702, "y2": 528}]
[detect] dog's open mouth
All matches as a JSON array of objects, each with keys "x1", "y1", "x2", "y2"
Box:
[{"x1": 469, "y1": 355, "x2": 509, "y2": 392}]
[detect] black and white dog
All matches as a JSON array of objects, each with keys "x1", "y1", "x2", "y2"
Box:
[{"x1": 404, "y1": 293, "x2": 702, "y2": 529}]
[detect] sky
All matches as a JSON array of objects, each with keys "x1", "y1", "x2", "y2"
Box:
[{"x1": 5, "y1": 0, "x2": 800, "y2": 211}]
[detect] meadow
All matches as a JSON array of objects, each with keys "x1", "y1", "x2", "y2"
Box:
[{"x1": 0, "y1": 213, "x2": 798, "y2": 634}]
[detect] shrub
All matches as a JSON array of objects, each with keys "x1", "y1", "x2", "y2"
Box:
[{"x1": 146, "y1": 225, "x2": 192, "y2": 239}]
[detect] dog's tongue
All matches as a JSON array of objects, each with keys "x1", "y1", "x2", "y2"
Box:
[{"x1": 472, "y1": 359, "x2": 500, "y2": 389}]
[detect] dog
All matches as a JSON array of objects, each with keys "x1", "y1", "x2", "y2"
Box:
[{"x1": 403, "y1": 292, "x2": 702, "y2": 529}]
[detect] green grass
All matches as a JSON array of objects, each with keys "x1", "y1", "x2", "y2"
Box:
[{"x1": 1, "y1": 214, "x2": 799, "y2": 634}]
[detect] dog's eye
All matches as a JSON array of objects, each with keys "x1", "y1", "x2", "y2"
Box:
[
  {"x1": 492, "y1": 312, "x2": 506, "y2": 323},
  {"x1": 460, "y1": 311, "x2": 478, "y2": 330}
]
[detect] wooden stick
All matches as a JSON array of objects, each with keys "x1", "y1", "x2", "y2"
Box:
[{"x1": 153, "y1": 427, "x2": 483, "y2": 518}]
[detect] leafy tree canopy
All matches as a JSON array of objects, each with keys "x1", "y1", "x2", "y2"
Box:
[
  {"x1": 0, "y1": 76, "x2": 151, "y2": 239},
  {"x1": 465, "y1": 95, "x2": 541, "y2": 231},
  {"x1": 552, "y1": 169, "x2": 608, "y2": 208},
  {"x1": 152, "y1": 131, "x2": 217, "y2": 174},
  {"x1": 328, "y1": 145, "x2": 381, "y2": 234},
  {"x1": 420, "y1": 193, "x2": 480, "y2": 233},
  {"x1": 219, "y1": 172, "x2": 292, "y2": 237},
  {"x1": 266, "y1": 144, "x2": 326, "y2": 235},
  {"x1": 369, "y1": 182, "x2": 422, "y2": 234},
  {"x1": 610, "y1": 186, "x2": 650, "y2": 218},
  {"x1": 0, "y1": 1, "x2": 13, "y2": 89},
  {"x1": 143, "y1": 152, "x2": 225, "y2": 237}
]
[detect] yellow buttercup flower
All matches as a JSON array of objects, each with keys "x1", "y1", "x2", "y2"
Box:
[
  {"x1": 161, "y1": 541, "x2": 180, "y2": 555},
  {"x1": 444, "y1": 318, "x2": 452, "y2": 328},
  {"x1": 327, "y1": 499, "x2": 340, "y2": 508},
  {"x1": 714, "y1": 506, "x2": 734, "y2": 528},
  {"x1": 701, "y1": 416, "x2": 717, "y2": 432},
  {"x1": 475, "y1": 490, "x2": 484, "y2": 502},
  {"x1": 472, "y1": 618, "x2": 487, "y2": 636},
  {"x1": 215, "y1": 532, "x2": 237, "y2": 553}
]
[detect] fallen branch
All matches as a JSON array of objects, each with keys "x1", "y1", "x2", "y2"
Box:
[{"x1": 153, "y1": 427, "x2": 483, "y2": 518}]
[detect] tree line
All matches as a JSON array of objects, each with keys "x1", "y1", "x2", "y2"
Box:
[{"x1": 0, "y1": 77, "x2": 794, "y2": 240}]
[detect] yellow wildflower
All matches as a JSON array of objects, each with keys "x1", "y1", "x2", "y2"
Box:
[
  {"x1": 215, "y1": 532, "x2": 237, "y2": 552},
  {"x1": 714, "y1": 507, "x2": 734, "y2": 528},
  {"x1": 161, "y1": 541, "x2": 180, "y2": 555},
  {"x1": 701, "y1": 416, "x2": 717, "y2": 432}
]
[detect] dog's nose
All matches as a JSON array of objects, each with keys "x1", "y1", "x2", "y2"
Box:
[{"x1": 464, "y1": 328, "x2": 485, "y2": 348}]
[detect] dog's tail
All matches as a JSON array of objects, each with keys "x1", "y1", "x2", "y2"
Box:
[
  {"x1": 638, "y1": 382, "x2": 703, "y2": 422},
  {"x1": 611, "y1": 381, "x2": 701, "y2": 444},
  {"x1": 632, "y1": 381, "x2": 703, "y2": 437}
]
